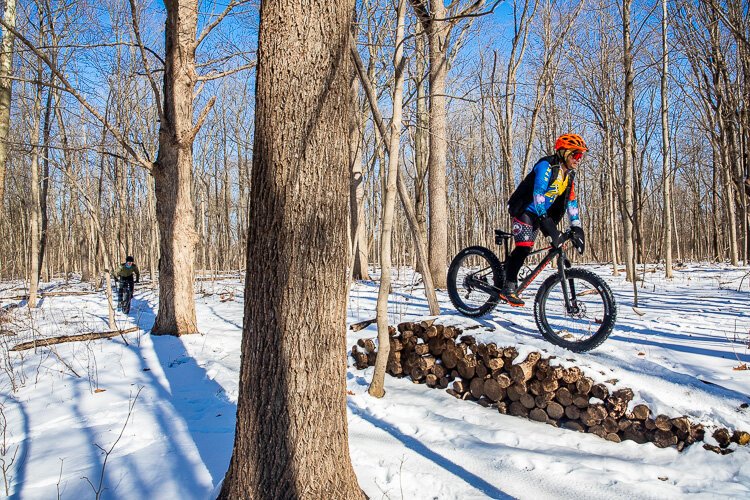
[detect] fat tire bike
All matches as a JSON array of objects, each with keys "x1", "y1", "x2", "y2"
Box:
[
  {"x1": 114, "y1": 278, "x2": 133, "y2": 314},
  {"x1": 447, "y1": 229, "x2": 617, "y2": 352}
]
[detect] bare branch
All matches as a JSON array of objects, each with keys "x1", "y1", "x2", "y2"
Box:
[
  {"x1": 704, "y1": 0, "x2": 750, "y2": 50},
  {"x1": 195, "y1": 0, "x2": 249, "y2": 49},
  {"x1": 189, "y1": 96, "x2": 217, "y2": 143},
  {"x1": 350, "y1": 43, "x2": 389, "y2": 148},
  {"x1": 128, "y1": 0, "x2": 164, "y2": 121},
  {"x1": 35, "y1": 42, "x2": 166, "y2": 66},
  {"x1": 196, "y1": 62, "x2": 256, "y2": 82},
  {"x1": 11, "y1": 327, "x2": 139, "y2": 351},
  {"x1": 452, "y1": 0, "x2": 502, "y2": 22},
  {"x1": 5, "y1": 75, "x2": 71, "y2": 94}
]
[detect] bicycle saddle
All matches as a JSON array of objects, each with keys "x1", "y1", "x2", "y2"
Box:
[{"x1": 494, "y1": 229, "x2": 513, "y2": 244}]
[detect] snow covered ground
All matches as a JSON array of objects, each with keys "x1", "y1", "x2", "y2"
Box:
[{"x1": 1, "y1": 263, "x2": 749, "y2": 499}]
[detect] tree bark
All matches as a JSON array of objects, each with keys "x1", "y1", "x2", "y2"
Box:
[
  {"x1": 219, "y1": 0, "x2": 362, "y2": 496},
  {"x1": 151, "y1": 0, "x2": 200, "y2": 335}
]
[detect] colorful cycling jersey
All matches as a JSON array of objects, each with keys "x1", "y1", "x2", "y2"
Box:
[{"x1": 524, "y1": 159, "x2": 581, "y2": 227}]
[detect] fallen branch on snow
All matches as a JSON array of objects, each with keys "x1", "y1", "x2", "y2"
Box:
[
  {"x1": 1, "y1": 290, "x2": 99, "y2": 301},
  {"x1": 10, "y1": 327, "x2": 139, "y2": 351}
]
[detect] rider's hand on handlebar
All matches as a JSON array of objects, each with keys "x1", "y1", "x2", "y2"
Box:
[{"x1": 570, "y1": 226, "x2": 585, "y2": 254}]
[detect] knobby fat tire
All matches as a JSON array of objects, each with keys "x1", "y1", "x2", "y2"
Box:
[
  {"x1": 533, "y1": 268, "x2": 617, "y2": 352},
  {"x1": 447, "y1": 246, "x2": 504, "y2": 318}
]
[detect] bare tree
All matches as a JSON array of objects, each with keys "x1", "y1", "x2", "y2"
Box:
[
  {"x1": 621, "y1": 0, "x2": 637, "y2": 285},
  {"x1": 218, "y1": 0, "x2": 363, "y2": 496},
  {"x1": 28, "y1": 52, "x2": 43, "y2": 307},
  {"x1": 349, "y1": 73, "x2": 371, "y2": 280},
  {"x1": 351, "y1": 32, "x2": 441, "y2": 316},
  {"x1": 1, "y1": 1, "x2": 251, "y2": 332},
  {"x1": 661, "y1": 0, "x2": 673, "y2": 278},
  {"x1": 369, "y1": 0, "x2": 407, "y2": 399},
  {"x1": 149, "y1": 0, "x2": 204, "y2": 335}
]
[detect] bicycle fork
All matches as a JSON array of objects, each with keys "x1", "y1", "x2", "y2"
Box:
[{"x1": 557, "y1": 254, "x2": 579, "y2": 314}]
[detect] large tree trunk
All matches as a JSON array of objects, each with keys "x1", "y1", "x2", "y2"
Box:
[
  {"x1": 219, "y1": 0, "x2": 362, "y2": 496},
  {"x1": 0, "y1": 0, "x2": 15, "y2": 206},
  {"x1": 427, "y1": 0, "x2": 449, "y2": 288},
  {"x1": 151, "y1": 0, "x2": 199, "y2": 335}
]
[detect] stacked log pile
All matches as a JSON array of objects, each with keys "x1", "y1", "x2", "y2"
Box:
[{"x1": 351, "y1": 320, "x2": 750, "y2": 454}]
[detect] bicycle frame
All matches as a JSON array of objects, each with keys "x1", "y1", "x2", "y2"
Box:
[
  {"x1": 466, "y1": 231, "x2": 579, "y2": 313},
  {"x1": 516, "y1": 239, "x2": 577, "y2": 313}
]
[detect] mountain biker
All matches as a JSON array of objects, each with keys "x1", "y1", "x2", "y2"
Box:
[
  {"x1": 113, "y1": 256, "x2": 140, "y2": 311},
  {"x1": 500, "y1": 133, "x2": 587, "y2": 307}
]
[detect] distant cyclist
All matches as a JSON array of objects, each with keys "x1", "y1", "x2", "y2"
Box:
[
  {"x1": 113, "y1": 256, "x2": 140, "y2": 312},
  {"x1": 501, "y1": 133, "x2": 587, "y2": 307}
]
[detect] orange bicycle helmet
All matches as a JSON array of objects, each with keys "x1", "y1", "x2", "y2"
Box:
[{"x1": 555, "y1": 133, "x2": 588, "y2": 152}]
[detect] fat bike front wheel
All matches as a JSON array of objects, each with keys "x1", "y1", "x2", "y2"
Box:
[{"x1": 534, "y1": 268, "x2": 617, "y2": 352}]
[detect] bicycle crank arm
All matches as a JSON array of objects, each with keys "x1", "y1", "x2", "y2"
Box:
[{"x1": 467, "y1": 278, "x2": 502, "y2": 299}]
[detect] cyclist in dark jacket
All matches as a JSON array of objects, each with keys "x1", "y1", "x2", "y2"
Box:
[
  {"x1": 500, "y1": 133, "x2": 587, "y2": 307},
  {"x1": 114, "y1": 256, "x2": 140, "y2": 311}
]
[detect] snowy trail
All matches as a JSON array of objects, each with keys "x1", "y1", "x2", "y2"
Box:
[{"x1": 1, "y1": 264, "x2": 749, "y2": 498}]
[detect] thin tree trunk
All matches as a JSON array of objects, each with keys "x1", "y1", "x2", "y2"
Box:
[
  {"x1": 414, "y1": 27, "x2": 429, "y2": 273},
  {"x1": 605, "y1": 121, "x2": 620, "y2": 276},
  {"x1": 427, "y1": 0, "x2": 449, "y2": 288},
  {"x1": 370, "y1": 0, "x2": 406, "y2": 399},
  {"x1": 219, "y1": 0, "x2": 362, "y2": 496},
  {"x1": 661, "y1": 0, "x2": 673, "y2": 278},
  {"x1": 39, "y1": 85, "x2": 54, "y2": 282},
  {"x1": 350, "y1": 39, "x2": 440, "y2": 316},
  {"x1": 28, "y1": 56, "x2": 44, "y2": 308},
  {"x1": 0, "y1": 0, "x2": 16, "y2": 206},
  {"x1": 148, "y1": 175, "x2": 158, "y2": 288},
  {"x1": 621, "y1": 0, "x2": 636, "y2": 285},
  {"x1": 349, "y1": 76, "x2": 369, "y2": 280}
]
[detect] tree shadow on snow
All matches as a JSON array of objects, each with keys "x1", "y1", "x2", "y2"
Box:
[
  {"x1": 3, "y1": 394, "x2": 29, "y2": 500},
  {"x1": 124, "y1": 295, "x2": 237, "y2": 496},
  {"x1": 348, "y1": 403, "x2": 513, "y2": 499}
]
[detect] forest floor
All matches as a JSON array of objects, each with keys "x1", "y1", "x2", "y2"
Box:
[{"x1": 1, "y1": 263, "x2": 750, "y2": 499}]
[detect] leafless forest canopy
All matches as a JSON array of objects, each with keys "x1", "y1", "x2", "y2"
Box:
[{"x1": 0, "y1": 0, "x2": 748, "y2": 284}]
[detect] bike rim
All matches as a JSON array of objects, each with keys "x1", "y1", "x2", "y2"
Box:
[{"x1": 540, "y1": 276, "x2": 609, "y2": 346}]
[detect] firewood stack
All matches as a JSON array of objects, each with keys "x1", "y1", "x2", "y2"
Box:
[{"x1": 351, "y1": 320, "x2": 750, "y2": 454}]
